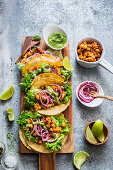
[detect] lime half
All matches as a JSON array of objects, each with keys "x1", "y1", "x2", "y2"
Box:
[
  {"x1": 63, "y1": 56, "x2": 74, "y2": 71},
  {"x1": 6, "y1": 108, "x2": 14, "y2": 121},
  {"x1": 86, "y1": 126, "x2": 97, "y2": 144},
  {"x1": 0, "y1": 85, "x2": 14, "y2": 100},
  {"x1": 73, "y1": 151, "x2": 90, "y2": 170}
]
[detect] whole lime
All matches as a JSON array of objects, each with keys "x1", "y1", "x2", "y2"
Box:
[{"x1": 92, "y1": 119, "x2": 103, "y2": 137}]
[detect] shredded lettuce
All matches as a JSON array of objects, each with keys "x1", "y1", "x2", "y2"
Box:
[{"x1": 17, "y1": 63, "x2": 25, "y2": 71}]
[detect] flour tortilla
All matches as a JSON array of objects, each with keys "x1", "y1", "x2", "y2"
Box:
[
  {"x1": 30, "y1": 73, "x2": 70, "y2": 115},
  {"x1": 22, "y1": 54, "x2": 63, "y2": 75}
]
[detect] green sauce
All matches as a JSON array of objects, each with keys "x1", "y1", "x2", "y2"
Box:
[{"x1": 48, "y1": 32, "x2": 67, "y2": 49}]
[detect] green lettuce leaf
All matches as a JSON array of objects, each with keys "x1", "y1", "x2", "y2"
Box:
[
  {"x1": 61, "y1": 83, "x2": 72, "y2": 104},
  {"x1": 44, "y1": 134, "x2": 65, "y2": 152},
  {"x1": 61, "y1": 69, "x2": 72, "y2": 81}
]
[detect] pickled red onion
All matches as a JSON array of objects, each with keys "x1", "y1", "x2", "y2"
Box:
[{"x1": 78, "y1": 82, "x2": 99, "y2": 103}]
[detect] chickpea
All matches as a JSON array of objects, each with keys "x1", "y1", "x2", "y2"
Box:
[
  {"x1": 26, "y1": 119, "x2": 31, "y2": 124},
  {"x1": 26, "y1": 128, "x2": 29, "y2": 131},
  {"x1": 38, "y1": 140, "x2": 42, "y2": 144},
  {"x1": 51, "y1": 123, "x2": 55, "y2": 128},
  {"x1": 29, "y1": 124, "x2": 33, "y2": 129},
  {"x1": 62, "y1": 123, "x2": 66, "y2": 128},
  {"x1": 46, "y1": 123, "x2": 50, "y2": 129},
  {"x1": 46, "y1": 117, "x2": 51, "y2": 121},
  {"x1": 50, "y1": 128, "x2": 53, "y2": 132},
  {"x1": 33, "y1": 132, "x2": 37, "y2": 137},
  {"x1": 35, "y1": 94, "x2": 40, "y2": 100}
]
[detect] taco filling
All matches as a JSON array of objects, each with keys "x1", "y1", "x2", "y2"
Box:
[
  {"x1": 25, "y1": 83, "x2": 71, "y2": 111},
  {"x1": 17, "y1": 111, "x2": 71, "y2": 152},
  {"x1": 20, "y1": 63, "x2": 71, "y2": 92}
]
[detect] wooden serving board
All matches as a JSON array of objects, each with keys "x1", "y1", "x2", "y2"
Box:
[{"x1": 18, "y1": 37, "x2": 74, "y2": 170}]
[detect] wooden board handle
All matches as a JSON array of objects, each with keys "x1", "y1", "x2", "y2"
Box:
[{"x1": 39, "y1": 153, "x2": 56, "y2": 170}]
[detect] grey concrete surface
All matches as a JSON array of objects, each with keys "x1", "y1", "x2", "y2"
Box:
[{"x1": 0, "y1": 0, "x2": 113, "y2": 169}]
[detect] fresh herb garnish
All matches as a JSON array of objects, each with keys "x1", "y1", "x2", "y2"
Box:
[
  {"x1": 7, "y1": 132, "x2": 17, "y2": 151},
  {"x1": 32, "y1": 35, "x2": 41, "y2": 41}
]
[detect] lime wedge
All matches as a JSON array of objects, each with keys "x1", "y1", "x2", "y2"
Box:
[
  {"x1": 92, "y1": 119, "x2": 103, "y2": 137},
  {"x1": 73, "y1": 151, "x2": 90, "y2": 170},
  {"x1": 63, "y1": 56, "x2": 74, "y2": 71},
  {"x1": 86, "y1": 126, "x2": 97, "y2": 144},
  {"x1": 97, "y1": 131, "x2": 105, "y2": 142},
  {"x1": 6, "y1": 108, "x2": 14, "y2": 121},
  {"x1": 0, "y1": 85, "x2": 14, "y2": 100}
]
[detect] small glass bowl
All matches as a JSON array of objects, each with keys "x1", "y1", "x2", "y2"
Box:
[
  {"x1": 0, "y1": 140, "x2": 5, "y2": 157},
  {"x1": 1, "y1": 152, "x2": 19, "y2": 170}
]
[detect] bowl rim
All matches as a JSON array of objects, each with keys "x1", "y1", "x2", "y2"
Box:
[
  {"x1": 43, "y1": 24, "x2": 68, "y2": 50},
  {"x1": 76, "y1": 81, "x2": 104, "y2": 107},
  {"x1": 84, "y1": 121, "x2": 109, "y2": 145},
  {"x1": 75, "y1": 37, "x2": 105, "y2": 64}
]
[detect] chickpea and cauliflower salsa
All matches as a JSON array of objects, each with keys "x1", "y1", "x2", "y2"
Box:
[{"x1": 77, "y1": 41, "x2": 103, "y2": 62}]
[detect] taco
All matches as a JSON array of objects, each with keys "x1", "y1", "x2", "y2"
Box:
[
  {"x1": 24, "y1": 73, "x2": 72, "y2": 115},
  {"x1": 17, "y1": 110, "x2": 71, "y2": 153},
  {"x1": 19, "y1": 45, "x2": 63, "y2": 65},
  {"x1": 17, "y1": 54, "x2": 72, "y2": 92}
]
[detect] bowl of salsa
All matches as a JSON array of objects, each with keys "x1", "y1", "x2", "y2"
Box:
[{"x1": 43, "y1": 24, "x2": 68, "y2": 50}]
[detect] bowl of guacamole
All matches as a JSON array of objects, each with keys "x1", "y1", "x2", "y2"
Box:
[{"x1": 43, "y1": 24, "x2": 68, "y2": 50}]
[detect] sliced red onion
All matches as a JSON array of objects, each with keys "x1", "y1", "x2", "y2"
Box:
[
  {"x1": 35, "y1": 90, "x2": 42, "y2": 95},
  {"x1": 50, "y1": 68, "x2": 57, "y2": 74},
  {"x1": 43, "y1": 51, "x2": 52, "y2": 55},
  {"x1": 40, "y1": 90, "x2": 53, "y2": 107},
  {"x1": 51, "y1": 84, "x2": 63, "y2": 99},
  {"x1": 29, "y1": 129, "x2": 35, "y2": 143},
  {"x1": 47, "y1": 133, "x2": 58, "y2": 143},
  {"x1": 55, "y1": 57, "x2": 60, "y2": 61},
  {"x1": 42, "y1": 130, "x2": 49, "y2": 141}
]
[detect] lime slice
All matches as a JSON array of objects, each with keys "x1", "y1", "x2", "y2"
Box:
[
  {"x1": 92, "y1": 119, "x2": 103, "y2": 137},
  {"x1": 73, "y1": 151, "x2": 90, "y2": 170},
  {"x1": 63, "y1": 56, "x2": 74, "y2": 71},
  {"x1": 6, "y1": 108, "x2": 14, "y2": 121},
  {"x1": 97, "y1": 131, "x2": 105, "y2": 142},
  {"x1": 86, "y1": 126, "x2": 97, "y2": 144},
  {"x1": 0, "y1": 85, "x2": 14, "y2": 100}
]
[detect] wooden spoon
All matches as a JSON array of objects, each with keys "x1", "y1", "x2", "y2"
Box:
[{"x1": 90, "y1": 91, "x2": 113, "y2": 101}]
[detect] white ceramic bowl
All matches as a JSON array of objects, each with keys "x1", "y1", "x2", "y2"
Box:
[
  {"x1": 76, "y1": 81, "x2": 104, "y2": 107},
  {"x1": 75, "y1": 37, "x2": 105, "y2": 68},
  {"x1": 43, "y1": 24, "x2": 68, "y2": 50}
]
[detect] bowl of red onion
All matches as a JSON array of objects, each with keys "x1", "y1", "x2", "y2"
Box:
[{"x1": 76, "y1": 81, "x2": 104, "y2": 107}]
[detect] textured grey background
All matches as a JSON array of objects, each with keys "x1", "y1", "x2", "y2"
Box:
[{"x1": 0, "y1": 0, "x2": 113, "y2": 169}]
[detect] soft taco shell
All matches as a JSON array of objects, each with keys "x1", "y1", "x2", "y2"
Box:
[
  {"x1": 30, "y1": 73, "x2": 70, "y2": 115},
  {"x1": 19, "y1": 126, "x2": 68, "y2": 153},
  {"x1": 31, "y1": 73, "x2": 64, "y2": 89},
  {"x1": 22, "y1": 54, "x2": 63, "y2": 75},
  {"x1": 38, "y1": 101, "x2": 70, "y2": 115}
]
